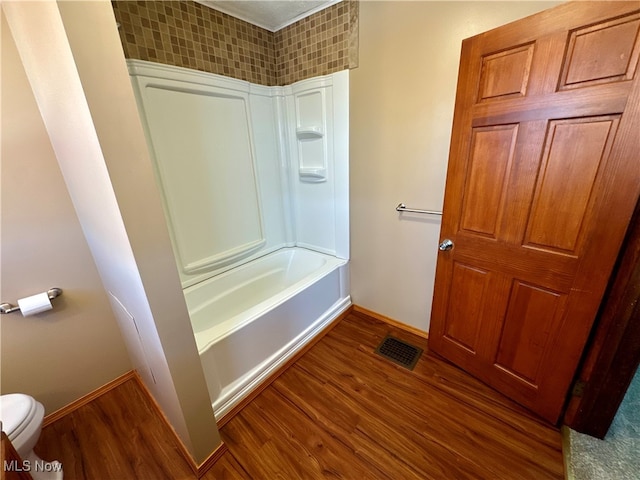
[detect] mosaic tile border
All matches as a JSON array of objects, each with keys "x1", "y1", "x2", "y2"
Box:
[
  {"x1": 112, "y1": 0, "x2": 358, "y2": 86},
  {"x1": 113, "y1": 0, "x2": 277, "y2": 85}
]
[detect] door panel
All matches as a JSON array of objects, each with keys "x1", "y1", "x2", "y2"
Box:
[
  {"x1": 460, "y1": 125, "x2": 517, "y2": 237},
  {"x1": 494, "y1": 280, "x2": 564, "y2": 385},
  {"x1": 477, "y1": 44, "x2": 535, "y2": 101},
  {"x1": 443, "y1": 262, "x2": 490, "y2": 353},
  {"x1": 560, "y1": 14, "x2": 640, "y2": 89},
  {"x1": 429, "y1": 2, "x2": 640, "y2": 423},
  {"x1": 525, "y1": 116, "x2": 620, "y2": 253}
]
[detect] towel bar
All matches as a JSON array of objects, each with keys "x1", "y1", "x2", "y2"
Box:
[{"x1": 395, "y1": 203, "x2": 442, "y2": 216}]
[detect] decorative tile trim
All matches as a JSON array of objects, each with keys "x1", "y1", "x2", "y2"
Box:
[
  {"x1": 348, "y1": 0, "x2": 359, "y2": 69},
  {"x1": 275, "y1": 1, "x2": 354, "y2": 85},
  {"x1": 112, "y1": 0, "x2": 358, "y2": 86},
  {"x1": 112, "y1": 0, "x2": 277, "y2": 85}
]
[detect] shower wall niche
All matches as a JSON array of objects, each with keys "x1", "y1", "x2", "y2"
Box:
[{"x1": 128, "y1": 60, "x2": 349, "y2": 287}]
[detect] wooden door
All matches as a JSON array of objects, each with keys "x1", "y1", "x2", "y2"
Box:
[{"x1": 429, "y1": 2, "x2": 640, "y2": 423}]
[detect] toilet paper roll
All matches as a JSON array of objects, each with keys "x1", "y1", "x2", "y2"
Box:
[{"x1": 17, "y1": 292, "x2": 52, "y2": 316}]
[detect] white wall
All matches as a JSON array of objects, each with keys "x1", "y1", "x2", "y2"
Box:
[
  {"x1": 350, "y1": 1, "x2": 563, "y2": 332},
  {"x1": 2, "y1": 0, "x2": 220, "y2": 463},
  {"x1": 0, "y1": 14, "x2": 132, "y2": 412}
]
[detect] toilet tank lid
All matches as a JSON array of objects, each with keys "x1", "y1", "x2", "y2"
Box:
[{"x1": 0, "y1": 394, "x2": 36, "y2": 436}]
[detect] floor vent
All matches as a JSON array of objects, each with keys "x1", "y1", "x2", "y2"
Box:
[{"x1": 374, "y1": 335, "x2": 423, "y2": 370}]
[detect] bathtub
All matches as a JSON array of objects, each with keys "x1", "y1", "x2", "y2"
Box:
[{"x1": 184, "y1": 247, "x2": 350, "y2": 418}]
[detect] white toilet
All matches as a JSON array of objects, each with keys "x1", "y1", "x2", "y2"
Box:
[{"x1": 0, "y1": 394, "x2": 63, "y2": 480}]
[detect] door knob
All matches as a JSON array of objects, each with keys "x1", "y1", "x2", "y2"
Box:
[{"x1": 439, "y1": 239, "x2": 454, "y2": 251}]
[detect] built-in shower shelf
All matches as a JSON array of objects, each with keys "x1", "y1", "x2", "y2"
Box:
[
  {"x1": 296, "y1": 126, "x2": 324, "y2": 139},
  {"x1": 299, "y1": 167, "x2": 327, "y2": 182}
]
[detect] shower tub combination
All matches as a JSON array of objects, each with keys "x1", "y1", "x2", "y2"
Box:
[
  {"x1": 129, "y1": 59, "x2": 350, "y2": 418},
  {"x1": 185, "y1": 247, "x2": 349, "y2": 418}
]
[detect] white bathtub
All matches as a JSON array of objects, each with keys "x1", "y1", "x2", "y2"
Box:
[{"x1": 184, "y1": 247, "x2": 350, "y2": 418}]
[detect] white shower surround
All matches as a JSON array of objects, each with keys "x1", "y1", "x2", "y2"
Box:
[{"x1": 128, "y1": 60, "x2": 350, "y2": 417}]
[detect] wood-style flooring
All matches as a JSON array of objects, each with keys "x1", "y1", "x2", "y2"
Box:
[{"x1": 35, "y1": 311, "x2": 564, "y2": 479}]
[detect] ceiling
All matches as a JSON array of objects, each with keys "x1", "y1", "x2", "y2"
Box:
[{"x1": 196, "y1": 0, "x2": 340, "y2": 32}]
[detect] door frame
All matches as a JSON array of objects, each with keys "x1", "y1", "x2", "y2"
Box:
[{"x1": 563, "y1": 199, "x2": 640, "y2": 437}]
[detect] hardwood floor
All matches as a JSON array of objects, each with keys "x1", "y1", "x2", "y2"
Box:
[
  {"x1": 223, "y1": 312, "x2": 563, "y2": 479},
  {"x1": 36, "y1": 377, "x2": 195, "y2": 479},
  {"x1": 35, "y1": 311, "x2": 564, "y2": 479}
]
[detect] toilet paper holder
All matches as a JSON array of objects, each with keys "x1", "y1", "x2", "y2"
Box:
[{"x1": 0, "y1": 288, "x2": 62, "y2": 314}]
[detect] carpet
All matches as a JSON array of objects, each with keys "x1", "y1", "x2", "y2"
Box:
[{"x1": 564, "y1": 368, "x2": 640, "y2": 479}]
